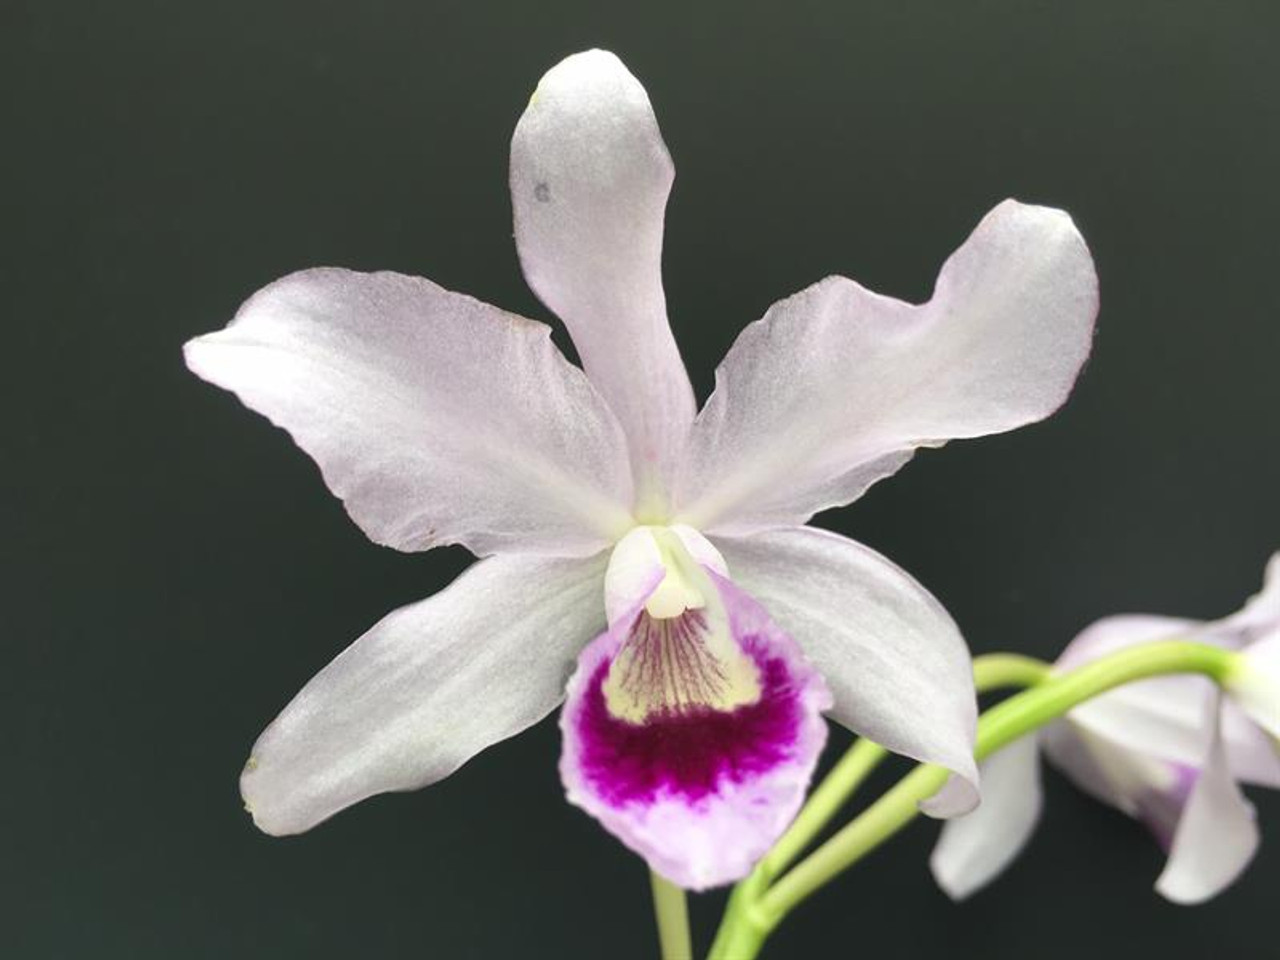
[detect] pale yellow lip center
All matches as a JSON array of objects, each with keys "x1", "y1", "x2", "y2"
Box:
[{"x1": 603, "y1": 527, "x2": 762, "y2": 724}]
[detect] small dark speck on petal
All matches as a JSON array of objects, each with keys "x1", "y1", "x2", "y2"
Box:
[{"x1": 534, "y1": 182, "x2": 551, "y2": 202}]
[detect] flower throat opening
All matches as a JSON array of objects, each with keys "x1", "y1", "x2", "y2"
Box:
[{"x1": 602, "y1": 527, "x2": 762, "y2": 724}]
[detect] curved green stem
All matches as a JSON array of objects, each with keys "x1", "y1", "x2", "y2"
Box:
[
  {"x1": 764, "y1": 641, "x2": 1231, "y2": 924},
  {"x1": 743, "y1": 654, "x2": 1054, "y2": 890},
  {"x1": 760, "y1": 653, "x2": 1052, "y2": 884},
  {"x1": 711, "y1": 640, "x2": 1235, "y2": 959},
  {"x1": 972, "y1": 652, "x2": 1053, "y2": 691},
  {"x1": 708, "y1": 652, "x2": 1052, "y2": 958},
  {"x1": 650, "y1": 870, "x2": 692, "y2": 960},
  {"x1": 760, "y1": 738, "x2": 888, "y2": 882},
  {"x1": 707, "y1": 652, "x2": 1050, "y2": 958}
]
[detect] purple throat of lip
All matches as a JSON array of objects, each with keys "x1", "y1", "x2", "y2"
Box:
[{"x1": 572, "y1": 632, "x2": 806, "y2": 809}]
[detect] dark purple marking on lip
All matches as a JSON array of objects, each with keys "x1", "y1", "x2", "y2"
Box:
[{"x1": 573, "y1": 634, "x2": 805, "y2": 808}]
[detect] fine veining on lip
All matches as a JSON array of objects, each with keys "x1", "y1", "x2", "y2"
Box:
[{"x1": 560, "y1": 563, "x2": 833, "y2": 887}]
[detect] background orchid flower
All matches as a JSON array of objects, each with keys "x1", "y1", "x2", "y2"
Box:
[
  {"x1": 932, "y1": 554, "x2": 1280, "y2": 905},
  {"x1": 184, "y1": 49, "x2": 1098, "y2": 889}
]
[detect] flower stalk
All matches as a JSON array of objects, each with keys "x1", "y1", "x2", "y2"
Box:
[
  {"x1": 744, "y1": 653, "x2": 1053, "y2": 895},
  {"x1": 650, "y1": 870, "x2": 693, "y2": 960},
  {"x1": 710, "y1": 640, "x2": 1237, "y2": 959}
]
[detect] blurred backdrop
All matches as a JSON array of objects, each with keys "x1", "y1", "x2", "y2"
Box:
[{"x1": 5, "y1": 1, "x2": 1278, "y2": 956}]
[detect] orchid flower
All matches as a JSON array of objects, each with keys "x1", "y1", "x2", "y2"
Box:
[
  {"x1": 932, "y1": 554, "x2": 1280, "y2": 904},
  {"x1": 185, "y1": 49, "x2": 1098, "y2": 889}
]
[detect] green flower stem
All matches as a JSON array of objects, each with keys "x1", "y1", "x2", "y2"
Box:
[
  {"x1": 758, "y1": 738, "x2": 889, "y2": 883},
  {"x1": 710, "y1": 640, "x2": 1235, "y2": 959},
  {"x1": 650, "y1": 869, "x2": 693, "y2": 960},
  {"x1": 707, "y1": 652, "x2": 1050, "y2": 960},
  {"x1": 972, "y1": 652, "x2": 1053, "y2": 691},
  {"x1": 708, "y1": 876, "x2": 768, "y2": 960},
  {"x1": 752, "y1": 654, "x2": 1053, "y2": 890}
]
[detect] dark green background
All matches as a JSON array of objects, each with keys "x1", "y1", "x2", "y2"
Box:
[{"x1": 6, "y1": 1, "x2": 1278, "y2": 957}]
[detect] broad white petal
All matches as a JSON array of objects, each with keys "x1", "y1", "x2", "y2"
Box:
[
  {"x1": 1047, "y1": 718, "x2": 1210, "y2": 866},
  {"x1": 1219, "y1": 551, "x2": 1280, "y2": 638},
  {"x1": 186, "y1": 268, "x2": 633, "y2": 557},
  {"x1": 511, "y1": 50, "x2": 695, "y2": 498},
  {"x1": 676, "y1": 200, "x2": 1098, "y2": 534},
  {"x1": 1054, "y1": 615, "x2": 1198, "y2": 672},
  {"x1": 1056, "y1": 614, "x2": 1279, "y2": 784},
  {"x1": 1155, "y1": 695, "x2": 1259, "y2": 904},
  {"x1": 241, "y1": 551, "x2": 608, "y2": 835},
  {"x1": 1230, "y1": 626, "x2": 1280, "y2": 740},
  {"x1": 1222, "y1": 697, "x2": 1280, "y2": 788},
  {"x1": 713, "y1": 527, "x2": 978, "y2": 816},
  {"x1": 1040, "y1": 720, "x2": 1136, "y2": 814},
  {"x1": 931, "y1": 735, "x2": 1043, "y2": 899}
]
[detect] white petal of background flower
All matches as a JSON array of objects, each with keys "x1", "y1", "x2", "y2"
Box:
[
  {"x1": 1057, "y1": 612, "x2": 1280, "y2": 785},
  {"x1": 1155, "y1": 694, "x2": 1260, "y2": 904},
  {"x1": 1220, "y1": 553, "x2": 1280, "y2": 637},
  {"x1": 1232, "y1": 628, "x2": 1280, "y2": 740},
  {"x1": 511, "y1": 49, "x2": 695, "y2": 501},
  {"x1": 712, "y1": 526, "x2": 980, "y2": 816},
  {"x1": 931, "y1": 735, "x2": 1044, "y2": 900},
  {"x1": 675, "y1": 199, "x2": 1099, "y2": 535},
  {"x1": 241, "y1": 550, "x2": 608, "y2": 835},
  {"x1": 185, "y1": 268, "x2": 635, "y2": 557}
]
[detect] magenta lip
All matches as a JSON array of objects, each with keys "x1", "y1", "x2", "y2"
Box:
[{"x1": 572, "y1": 634, "x2": 806, "y2": 808}]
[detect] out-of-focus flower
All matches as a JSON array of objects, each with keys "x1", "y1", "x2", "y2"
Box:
[
  {"x1": 186, "y1": 50, "x2": 1098, "y2": 889},
  {"x1": 932, "y1": 555, "x2": 1280, "y2": 904}
]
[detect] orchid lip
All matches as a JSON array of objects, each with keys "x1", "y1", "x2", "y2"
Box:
[
  {"x1": 578, "y1": 613, "x2": 808, "y2": 807},
  {"x1": 560, "y1": 561, "x2": 832, "y2": 890}
]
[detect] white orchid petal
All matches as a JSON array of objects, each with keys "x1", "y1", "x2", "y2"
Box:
[
  {"x1": 1220, "y1": 552, "x2": 1280, "y2": 637},
  {"x1": 676, "y1": 200, "x2": 1098, "y2": 534},
  {"x1": 511, "y1": 50, "x2": 695, "y2": 496},
  {"x1": 1047, "y1": 719, "x2": 1202, "y2": 862},
  {"x1": 1040, "y1": 720, "x2": 1136, "y2": 813},
  {"x1": 1222, "y1": 698, "x2": 1280, "y2": 788},
  {"x1": 241, "y1": 551, "x2": 608, "y2": 835},
  {"x1": 1155, "y1": 695, "x2": 1259, "y2": 904},
  {"x1": 930, "y1": 735, "x2": 1043, "y2": 900},
  {"x1": 1056, "y1": 614, "x2": 1279, "y2": 781},
  {"x1": 1229, "y1": 626, "x2": 1280, "y2": 740},
  {"x1": 1064, "y1": 673, "x2": 1220, "y2": 770},
  {"x1": 186, "y1": 269, "x2": 634, "y2": 556},
  {"x1": 1054, "y1": 615, "x2": 1198, "y2": 672},
  {"x1": 712, "y1": 527, "x2": 979, "y2": 817},
  {"x1": 1056, "y1": 616, "x2": 1223, "y2": 766}
]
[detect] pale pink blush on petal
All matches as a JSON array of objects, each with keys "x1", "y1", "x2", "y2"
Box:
[
  {"x1": 242, "y1": 551, "x2": 609, "y2": 836},
  {"x1": 712, "y1": 528, "x2": 979, "y2": 817},
  {"x1": 184, "y1": 268, "x2": 634, "y2": 557},
  {"x1": 675, "y1": 200, "x2": 1098, "y2": 535},
  {"x1": 930, "y1": 734, "x2": 1044, "y2": 900},
  {"x1": 511, "y1": 50, "x2": 695, "y2": 497},
  {"x1": 1156, "y1": 694, "x2": 1260, "y2": 904},
  {"x1": 1047, "y1": 714, "x2": 1232, "y2": 857},
  {"x1": 559, "y1": 574, "x2": 832, "y2": 889}
]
